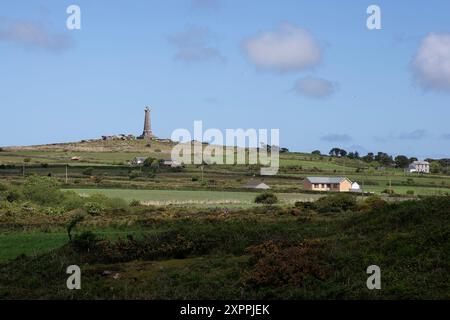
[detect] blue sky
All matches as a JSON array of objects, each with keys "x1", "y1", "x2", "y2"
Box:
[{"x1": 1, "y1": 0, "x2": 450, "y2": 159}]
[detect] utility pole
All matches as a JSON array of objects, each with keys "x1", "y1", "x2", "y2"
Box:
[
  {"x1": 201, "y1": 165, "x2": 204, "y2": 182},
  {"x1": 65, "y1": 164, "x2": 68, "y2": 184}
]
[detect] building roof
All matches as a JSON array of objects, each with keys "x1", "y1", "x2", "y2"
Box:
[
  {"x1": 305, "y1": 177, "x2": 350, "y2": 184},
  {"x1": 244, "y1": 181, "x2": 270, "y2": 188},
  {"x1": 133, "y1": 157, "x2": 147, "y2": 161},
  {"x1": 411, "y1": 161, "x2": 430, "y2": 165}
]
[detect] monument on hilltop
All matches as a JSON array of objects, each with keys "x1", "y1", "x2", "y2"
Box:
[{"x1": 139, "y1": 106, "x2": 153, "y2": 141}]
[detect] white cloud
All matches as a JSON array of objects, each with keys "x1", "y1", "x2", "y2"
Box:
[
  {"x1": 242, "y1": 23, "x2": 322, "y2": 72},
  {"x1": 168, "y1": 25, "x2": 225, "y2": 63},
  {"x1": 292, "y1": 76, "x2": 337, "y2": 99},
  {"x1": 0, "y1": 17, "x2": 72, "y2": 51},
  {"x1": 412, "y1": 33, "x2": 450, "y2": 93}
]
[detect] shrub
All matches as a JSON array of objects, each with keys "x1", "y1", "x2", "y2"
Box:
[
  {"x1": 315, "y1": 193, "x2": 357, "y2": 213},
  {"x1": 71, "y1": 231, "x2": 101, "y2": 252},
  {"x1": 358, "y1": 195, "x2": 387, "y2": 212},
  {"x1": 129, "y1": 199, "x2": 141, "y2": 207},
  {"x1": 62, "y1": 191, "x2": 85, "y2": 211},
  {"x1": 22, "y1": 176, "x2": 63, "y2": 206},
  {"x1": 242, "y1": 240, "x2": 328, "y2": 288},
  {"x1": 254, "y1": 192, "x2": 278, "y2": 205},
  {"x1": 191, "y1": 177, "x2": 199, "y2": 182},
  {"x1": 83, "y1": 202, "x2": 105, "y2": 216},
  {"x1": 406, "y1": 190, "x2": 415, "y2": 195},
  {"x1": 294, "y1": 201, "x2": 317, "y2": 211},
  {"x1": 5, "y1": 188, "x2": 22, "y2": 202}
]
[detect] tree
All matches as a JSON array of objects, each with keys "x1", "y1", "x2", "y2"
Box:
[
  {"x1": 329, "y1": 148, "x2": 341, "y2": 157},
  {"x1": 362, "y1": 152, "x2": 374, "y2": 163},
  {"x1": 375, "y1": 152, "x2": 393, "y2": 166},
  {"x1": 339, "y1": 149, "x2": 348, "y2": 157},
  {"x1": 311, "y1": 150, "x2": 321, "y2": 156},
  {"x1": 394, "y1": 155, "x2": 409, "y2": 168},
  {"x1": 430, "y1": 161, "x2": 442, "y2": 174}
]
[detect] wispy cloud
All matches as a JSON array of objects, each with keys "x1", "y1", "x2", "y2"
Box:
[
  {"x1": 168, "y1": 25, "x2": 225, "y2": 64},
  {"x1": 398, "y1": 129, "x2": 427, "y2": 140},
  {"x1": 441, "y1": 133, "x2": 450, "y2": 140},
  {"x1": 321, "y1": 134, "x2": 352, "y2": 143},
  {"x1": 412, "y1": 33, "x2": 450, "y2": 93},
  {"x1": 292, "y1": 76, "x2": 338, "y2": 99},
  {"x1": 0, "y1": 17, "x2": 73, "y2": 52},
  {"x1": 242, "y1": 23, "x2": 322, "y2": 73}
]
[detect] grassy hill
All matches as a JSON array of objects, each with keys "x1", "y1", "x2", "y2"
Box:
[
  {"x1": 1, "y1": 139, "x2": 449, "y2": 196},
  {"x1": 0, "y1": 196, "x2": 448, "y2": 299}
]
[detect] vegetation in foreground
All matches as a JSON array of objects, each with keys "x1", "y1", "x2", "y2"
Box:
[{"x1": 0, "y1": 176, "x2": 448, "y2": 299}]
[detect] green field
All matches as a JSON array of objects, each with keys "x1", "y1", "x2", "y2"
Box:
[{"x1": 66, "y1": 188, "x2": 324, "y2": 206}]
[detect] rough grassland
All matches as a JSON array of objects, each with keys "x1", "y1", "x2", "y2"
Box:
[{"x1": 0, "y1": 197, "x2": 448, "y2": 300}]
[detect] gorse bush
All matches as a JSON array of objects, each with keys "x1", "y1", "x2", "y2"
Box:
[
  {"x1": 254, "y1": 192, "x2": 278, "y2": 205},
  {"x1": 22, "y1": 176, "x2": 63, "y2": 206},
  {"x1": 358, "y1": 195, "x2": 387, "y2": 212},
  {"x1": 71, "y1": 231, "x2": 101, "y2": 252},
  {"x1": 315, "y1": 193, "x2": 357, "y2": 213},
  {"x1": 83, "y1": 201, "x2": 106, "y2": 215}
]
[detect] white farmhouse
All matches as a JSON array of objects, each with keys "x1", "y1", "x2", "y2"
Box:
[{"x1": 408, "y1": 161, "x2": 430, "y2": 174}]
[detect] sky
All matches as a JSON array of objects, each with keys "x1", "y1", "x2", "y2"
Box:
[{"x1": 1, "y1": 0, "x2": 450, "y2": 159}]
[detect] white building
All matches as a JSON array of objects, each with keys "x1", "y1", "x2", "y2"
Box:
[
  {"x1": 408, "y1": 161, "x2": 430, "y2": 173},
  {"x1": 351, "y1": 182, "x2": 361, "y2": 191},
  {"x1": 244, "y1": 182, "x2": 271, "y2": 190}
]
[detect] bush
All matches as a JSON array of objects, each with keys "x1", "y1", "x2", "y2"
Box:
[
  {"x1": 191, "y1": 177, "x2": 199, "y2": 182},
  {"x1": 254, "y1": 192, "x2": 278, "y2": 205},
  {"x1": 315, "y1": 193, "x2": 357, "y2": 213},
  {"x1": 242, "y1": 240, "x2": 328, "y2": 288},
  {"x1": 22, "y1": 176, "x2": 63, "y2": 206},
  {"x1": 83, "y1": 202, "x2": 105, "y2": 216},
  {"x1": 62, "y1": 191, "x2": 85, "y2": 211},
  {"x1": 5, "y1": 188, "x2": 22, "y2": 202},
  {"x1": 358, "y1": 195, "x2": 387, "y2": 212},
  {"x1": 71, "y1": 231, "x2": 101, "y2": 252},
  {"x1": 406, "y1": 190, "x2": 415, "y2": 195},
  {"x1": 129, "y1": 199, "x2": 141, "y2": 207},
  {"x1": 294, "y1": 201, "x2": 317, "y2": 211}
]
